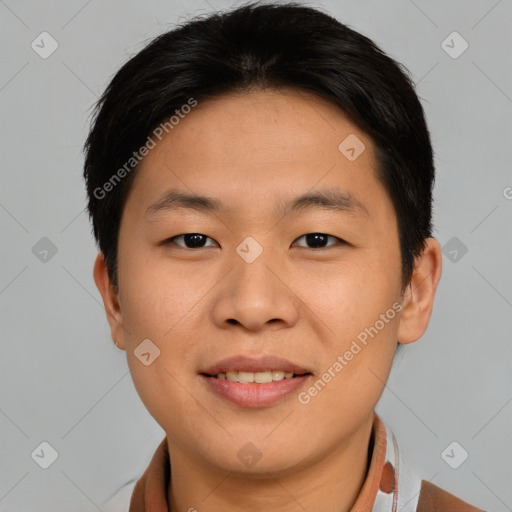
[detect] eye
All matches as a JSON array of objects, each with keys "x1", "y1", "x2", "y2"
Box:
[
  {"x1": 163, "y1": 233, "x2": 218, "y2": 249},
  {"x1": 293, "y1": 232, "x2": 344, "y2": 249},
  {"x1": 161, "y1": 232, "x2": 344, "y2": 250}
]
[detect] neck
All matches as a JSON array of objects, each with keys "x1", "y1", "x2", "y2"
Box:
[{"x1": 167, "y1": 414, "x2": 374, "y2": 512}]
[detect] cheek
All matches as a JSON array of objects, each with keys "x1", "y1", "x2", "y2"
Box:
[
  {"x1": 305, "y1": 302, "x2": 400, "y2": 432},
  {"x1": 118, "y1": 256, "x2": 200, "y2": 426},
  {"x1": 309, "y1": 250, "x2": 402, "y2": 397},
  {"x1": 313, "y1": 256, "x2": 400, "y2": 338},
  {"x1": 118, "y1": 249, "x2": 191, "y2": 340}
]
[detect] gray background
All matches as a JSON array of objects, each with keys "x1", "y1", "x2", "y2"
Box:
[{"x1": 1, "y1": 0, "x2": 511, "y2": 510}]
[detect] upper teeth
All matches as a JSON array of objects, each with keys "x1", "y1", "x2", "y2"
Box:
[{"x1": 217, "y1": 370, "x2": 295, "y2": 383}]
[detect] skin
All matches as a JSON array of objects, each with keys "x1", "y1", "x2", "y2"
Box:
[{"x1": 94, "y1": 88, "x2": 442, "y2": 512}]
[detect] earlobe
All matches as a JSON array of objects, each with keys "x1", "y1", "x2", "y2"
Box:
[
  {"x1": 93, "y1": 253, "x2": 127, "y2": 350},
  {"x1": 397, "y1": 238, "x2": 443, "y2": 345}
]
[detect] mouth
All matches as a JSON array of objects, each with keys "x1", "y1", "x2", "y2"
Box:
[
  {"x1": 200, "y1": 355, "x2": 312, "y2": 381},
  {"x1": 201, "y1": 370, "x2": 310, "y2": 383},
  {"x1": 199, "y1": 356, "x2": 313, "y2": 408}
]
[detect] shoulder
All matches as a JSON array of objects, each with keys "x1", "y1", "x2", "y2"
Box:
[
  {"x1": 416, "y1": 480, "x2": 486, "y2": 512},
  {"x1": 375, "y1": 416, "x2": 486, "y2": 512}
]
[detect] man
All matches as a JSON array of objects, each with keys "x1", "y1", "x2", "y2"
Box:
[{"x1": 84, "y1": 2, "x2": 485, "y2": 511}]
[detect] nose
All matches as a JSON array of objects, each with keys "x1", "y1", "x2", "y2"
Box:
[{"x1": 210, "y1": 247, "x2": 300, "y2": 332}]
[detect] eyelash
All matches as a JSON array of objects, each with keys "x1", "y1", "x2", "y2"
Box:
[{"x1": 161, "y1": 232, "x2": 346, "y2": 250}]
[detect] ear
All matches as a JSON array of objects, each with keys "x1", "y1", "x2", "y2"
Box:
[
  {"x1": 93, "y1": 252, "x2": 127, "y2": 350},
  {"x1": 397, "y1": 238, "x2": 442, "y2": 344}
]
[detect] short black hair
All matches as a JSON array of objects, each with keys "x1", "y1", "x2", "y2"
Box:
[{"x1": 83, "y1": 1, "x2": 434, "y2": 294}]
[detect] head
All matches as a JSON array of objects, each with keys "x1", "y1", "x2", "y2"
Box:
[{"x1": 85, "y1": 2, "x2": 441, "y2": 475}]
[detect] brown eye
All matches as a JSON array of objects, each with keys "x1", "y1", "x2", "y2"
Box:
[
  {"x1": 293, "y1": 233, "x2": 343, "y2": 249},
  {"x1": 164, "y1": 233, "x2": 217, "y2": 249}
]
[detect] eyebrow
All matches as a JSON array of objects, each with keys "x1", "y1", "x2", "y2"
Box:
[{"x1": 145, "y1": 187, "x2": 369, "y2": 219}]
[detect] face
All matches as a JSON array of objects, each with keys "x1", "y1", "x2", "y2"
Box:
[{"x1": 95, "y1": 88, "x2": 440, "y2": 476}]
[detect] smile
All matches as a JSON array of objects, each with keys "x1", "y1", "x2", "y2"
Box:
[
  {"x1": 210, "y1": 370, "x2": 298, "y2": 383},
  {"x1": 200, "y1": 372, "x2": 312, "y2": 408}
]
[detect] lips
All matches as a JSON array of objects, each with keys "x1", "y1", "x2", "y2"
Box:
[{"x1": 200, "y1": 355, "x2": 312, "y2": 376}]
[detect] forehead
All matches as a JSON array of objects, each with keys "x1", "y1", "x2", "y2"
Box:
[
  {"x1": 155, "y1": 88, "x2": 369, "y2": 165},
  {"x1": 125, "y1": 88, "x2": 391, "y2": 221}
]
